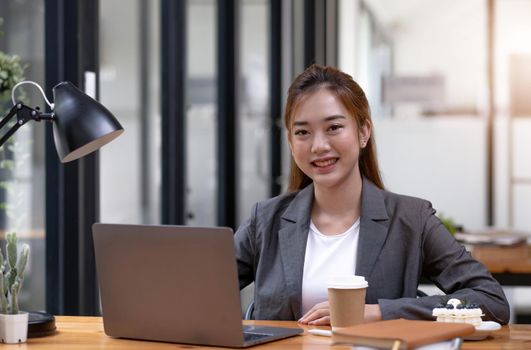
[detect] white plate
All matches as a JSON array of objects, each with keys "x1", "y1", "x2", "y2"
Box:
[{"x1": 464, "y1": 321, "x2": 501, "y2": 341}]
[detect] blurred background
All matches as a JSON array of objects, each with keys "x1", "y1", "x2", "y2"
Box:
[{"x1": 0, "y1": 0, "x2": 530, "y2": 321}]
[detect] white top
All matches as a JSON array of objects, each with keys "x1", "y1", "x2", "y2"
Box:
[{"x1": 301, "y1": 218, "x2": 360, "y2": 315}]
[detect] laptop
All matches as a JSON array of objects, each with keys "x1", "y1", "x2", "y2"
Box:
[{"x1": 92, "y1": 223, "x2": 303, "y2": 347}]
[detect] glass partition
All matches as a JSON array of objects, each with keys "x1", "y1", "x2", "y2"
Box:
[
  {"x1": 185, "y1": 0, "x2": 218, "y2": 226},
  {"x1": 238, "y1": 0, "x2": 271, "y2": 225},
  {"x1": 0, "y1": 0, "x2": 46, "y2": 311},
  {"x1": 99, "y1": 0, "x2": 161, "y2": 224}
]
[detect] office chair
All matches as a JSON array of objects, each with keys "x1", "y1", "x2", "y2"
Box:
[{"x1": 244, "y1": 301, "x2": 255, "y2": 320}]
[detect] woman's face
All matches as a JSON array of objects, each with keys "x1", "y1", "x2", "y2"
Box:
[{"x1": 288, "y1": 88, "x2": 370, "y2": 190}]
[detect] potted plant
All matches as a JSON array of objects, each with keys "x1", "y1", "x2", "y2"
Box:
[
  {"x1": 0, "y1": 232, "x2": 30, "y2": 343},
  {"x1": 437, "y1": 213, "x2": 462, "y2": 236}
]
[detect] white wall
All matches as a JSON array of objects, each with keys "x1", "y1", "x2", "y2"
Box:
[
  {"x1": 390, "y1": 1, "x2": 486, "y2": 115},
  {"x1": 358, "y1": 0, "x2": 531, "y2": 234},
  {"x1": 374, "y1": 118, "x2": 487, "y2": 229}
]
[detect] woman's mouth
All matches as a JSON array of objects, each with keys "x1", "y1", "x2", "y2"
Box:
[{"x1": 312, "y1": 158, "x2": 338, "y2": 167}]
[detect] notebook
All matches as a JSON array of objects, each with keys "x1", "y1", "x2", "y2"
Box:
[
  {"x1": 332, "y1": 319, "x2": 475, "y2": 349},
  {"x1": 92, "y1": 223, "x2": 303, "y2": 347}
]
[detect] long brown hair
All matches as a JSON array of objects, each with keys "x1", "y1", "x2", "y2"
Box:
[{"x1": 284, "y1": 64, "x2": 384, "y2": 192}]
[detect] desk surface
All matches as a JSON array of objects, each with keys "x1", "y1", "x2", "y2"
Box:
[
  {"x1": 18, "y1": 317, "x2": 531, "y2": 349},
  {"x1": 473, "y1": 245, "x2": 531, "y2": 274},
  {"x1": 471, "y1": 245, "x2": 531, "y2": 286}
]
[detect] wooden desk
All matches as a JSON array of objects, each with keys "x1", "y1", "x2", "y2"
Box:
[
  {"x1": 17, "y1": 317, "x2": 531, "y2": 349},
  {"x1": 472, "y1": 245, "x2": 531, "y2": 286}
]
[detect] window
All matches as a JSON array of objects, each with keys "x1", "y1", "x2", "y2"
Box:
[{"x1": 0, "y1": 0, "x2": 46, "y2": 311}]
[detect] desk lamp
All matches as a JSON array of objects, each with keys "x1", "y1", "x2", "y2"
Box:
[
  {"x1": 0, "y1": 80, "x2": 124, "y2": 336},
  {"x1": 1, "y1": 80, "x2": 123, "y2": 161}
]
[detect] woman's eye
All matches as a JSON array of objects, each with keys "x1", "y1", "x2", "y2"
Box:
[
  {"x1": 328, "y1": 124, "x2": 343, "y2": 132},
  {"x1": 294, "y1": 129, "x2": 309, "y2": 136}
]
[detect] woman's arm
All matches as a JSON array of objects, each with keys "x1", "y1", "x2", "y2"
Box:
[
  {"x1": 378, "y1": 202, "x2": 510, "y2": 324},
  {"x1": 234, "y1": 203, "x2": 258, "y2": 290}
]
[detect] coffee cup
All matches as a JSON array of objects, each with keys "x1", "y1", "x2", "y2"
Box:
[{"x1": 328, "y1": 275, "x2": 368, "y2": 330}]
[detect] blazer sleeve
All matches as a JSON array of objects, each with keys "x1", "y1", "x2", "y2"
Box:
[
  {"x1": 234, "y1": 203, "x2": 258, "y2": 290},
  {"x1": 378, "y1": 201, "x2": 510, "y2": 324}
]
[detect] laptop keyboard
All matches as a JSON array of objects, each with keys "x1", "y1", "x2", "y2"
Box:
[{"x1": 243, "y1": 332, "x2": 273, "y2": 342}]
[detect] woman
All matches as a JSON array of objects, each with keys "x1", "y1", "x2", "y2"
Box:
[{"x1": 235, "y1": 64, "x2": 509, "y2": 326}]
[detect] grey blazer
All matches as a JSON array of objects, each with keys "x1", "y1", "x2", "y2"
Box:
[{"x1": 235, "y1": 178, "x2": 510, "y2": 324}]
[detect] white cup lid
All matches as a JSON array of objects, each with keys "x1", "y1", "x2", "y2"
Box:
[{"x1": 327, "y1": 275, "x2": 368, "y2": 289}]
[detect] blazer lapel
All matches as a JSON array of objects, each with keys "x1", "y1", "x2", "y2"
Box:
[
  {"x1": 278, "y1": 184, "x2": 313, "y2": 319},
  {"x1": 356, "y1": 178, "x2": 390, "y2": 279}
]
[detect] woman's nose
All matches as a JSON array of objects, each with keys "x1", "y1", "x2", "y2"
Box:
[{"x1": 311, "y1": 133, "x2": 331, "y2": 154}]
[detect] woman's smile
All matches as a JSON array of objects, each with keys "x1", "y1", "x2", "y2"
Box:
[{"x1": 311, "y1": 157, "x2": 338, "y2": 172}]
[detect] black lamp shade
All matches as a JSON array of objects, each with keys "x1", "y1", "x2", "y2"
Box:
[{"x1": 52, "y1": 81, "x2": 124, "y2": 163}]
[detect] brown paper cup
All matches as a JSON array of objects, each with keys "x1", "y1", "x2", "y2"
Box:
[{"x1": 328, "y1": 275, "x2": 368, "y2": 330}]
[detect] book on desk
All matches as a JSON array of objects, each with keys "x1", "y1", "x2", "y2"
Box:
[{"x1": 332, "y1": 319, "x2": 475, "y2": 350}]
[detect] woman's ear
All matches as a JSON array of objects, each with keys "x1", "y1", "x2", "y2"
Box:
[{"x1": 359, "y1": 120, "x2": 372, "y2": 148}]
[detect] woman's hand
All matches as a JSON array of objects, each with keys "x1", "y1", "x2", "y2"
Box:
[
  {"x1": 298, "y1": 301, "x2": 330, "y2": 325},
  {"x1": 297, "y1": 302, "x2": 382, "y2": 325},
  {"x1": 364, "y1": 304, "x2": 382, "y2": 322}
]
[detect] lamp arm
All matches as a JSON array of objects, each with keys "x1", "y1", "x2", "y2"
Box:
[
  {"x1": 0, "y1": 104, "x2": 22, "y2": 147},
  {"x1": 0, "y1": 103, "x2": 55, "y2": 148},
  {"x1": 0, "y1": 103, "x2": 19, "y2": 130}
]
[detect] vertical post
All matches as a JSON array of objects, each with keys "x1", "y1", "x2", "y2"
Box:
[
  {"x1": 139, "y1": 0, "x2": 152, "y2": 223},
  {"x1": 486, "y1": 0, "x2": 495, "y2": 226},
  {"x1": 314, "y1": 0, "x2": 325, "y2": 65},
  {"x1": 325, "y1": 0, "x2": 338, "y2": 67},
  {"x1": 217, "y1": 0, "x2": 238, "y2": 229},
  {"x1": 270, "y1": 0, "x2": 282, "y2": 196},
  {"x1": 45, "y1": 0, "x2": 100, "y2": 315},
  {"x1": 304, "y1": 0, "x2": 316, "y2": 67},
  {"x1": 303, "y1": 0, "x2": 337, "y2": 67},
  {"x1": 161, "y1": 0, "x2": 187, "y2": 225}
]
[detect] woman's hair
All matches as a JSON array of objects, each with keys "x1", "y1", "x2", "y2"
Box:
[{"x1": 284, "y1": 64, "x2": 384, "y2": 192}]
